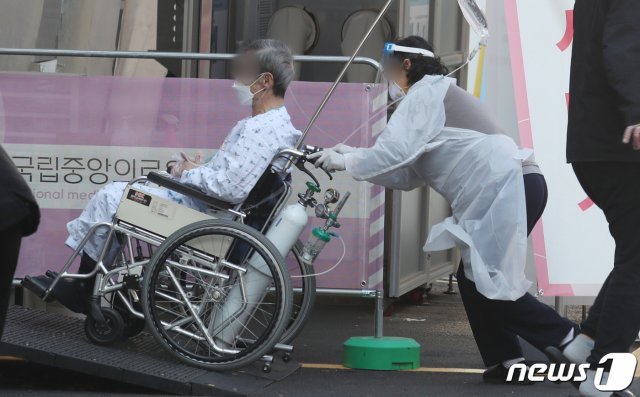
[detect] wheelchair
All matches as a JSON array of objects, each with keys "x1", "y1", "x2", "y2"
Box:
[{"x1": 26, "y1": 146, "x2": 347, "y2": 372}]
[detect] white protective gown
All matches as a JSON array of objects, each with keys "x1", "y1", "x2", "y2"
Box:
[
  {"x1": 66, "y1": 106, "x2": 301, "y2": 261},
  {"x1": 343, "y1": 75, "x2": 531, "y2": 301}
]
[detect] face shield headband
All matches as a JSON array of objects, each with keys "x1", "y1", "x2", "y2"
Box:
[{"x1": 382, "y1": 43, "x2": 435, "y2": 60}]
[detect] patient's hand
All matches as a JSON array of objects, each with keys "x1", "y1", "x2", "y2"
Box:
[
  {"x1": 171, "y1": 152, "x2": 203, "y2": 178},
  {"x1": 182, "y1": 161, "x2": 199, "y2": 172}
]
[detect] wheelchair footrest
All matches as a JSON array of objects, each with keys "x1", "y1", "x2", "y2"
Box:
[
  {"x1": 21, "y1": 275, "x2": 54, "y2": 302},
  {"x1": 22, "y1": 275, "x2": 88, "y2": 314}
]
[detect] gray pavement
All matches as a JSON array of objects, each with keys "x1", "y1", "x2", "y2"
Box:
[{"x1": 1, "y1": 282, "x2": 638, "y2": 396}]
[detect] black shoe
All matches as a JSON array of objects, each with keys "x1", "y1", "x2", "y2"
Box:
[
  {"x1": 543, "y1": 346, "x2": 581, "y2": 389},
  {"x1": 22, "y1": 275, "x2": 56, "y2": 302},
  {"x1": 482, "y1": 363, "x2": 534, "y2": 385},
  {"x1": 543, "y1": 346, "x2": 572, "y2": 365}
]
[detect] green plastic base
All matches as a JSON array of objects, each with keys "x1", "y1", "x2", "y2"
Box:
[{"x1": 343, "y1": 336, "x2": 421, "y2": 371}]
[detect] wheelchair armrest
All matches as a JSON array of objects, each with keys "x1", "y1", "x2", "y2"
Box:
[{"x1": 146, "y1": 172, "x2": 232, "y2": 211}]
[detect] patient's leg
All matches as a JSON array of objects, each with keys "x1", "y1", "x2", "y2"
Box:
[
  {"x1": 65, "y1": 182, "x2": 129, "y2": 261},
  {"x1": 23, "y1": 182, "x2": 128, "y2": 313}
]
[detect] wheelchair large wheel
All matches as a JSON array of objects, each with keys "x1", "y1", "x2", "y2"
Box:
[
  {"x1": 279, "y1": 240, "x2": 316, "y2": 344},
  {"x1": 142, "y1": 219, "x2": 293, "y2": 371}
]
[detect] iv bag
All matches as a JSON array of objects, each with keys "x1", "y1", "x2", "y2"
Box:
[{"x1": 457, "y1": 0, "x2": 489, "y2": 45}]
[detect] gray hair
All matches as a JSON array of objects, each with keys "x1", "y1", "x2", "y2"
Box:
[{"x1": 244, "y1": 39, "x2": 295, "y2": 98}]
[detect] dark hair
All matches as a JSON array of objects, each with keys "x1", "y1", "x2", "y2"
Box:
[{"x1": 391, "y1": 36, "x2": 449, "y2": 85}]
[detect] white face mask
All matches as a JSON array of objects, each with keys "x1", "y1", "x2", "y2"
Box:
[
  {"x1": 388, "y1": 80, "x2": 407, "y2": 101},
  {"x1": 232, "y1": 73, "x2": 267, "y2": 106}
]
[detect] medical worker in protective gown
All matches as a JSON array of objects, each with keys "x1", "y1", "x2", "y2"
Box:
[
  {"x1": 310, "y1": 36, "x2": 577, "y2": 384},
  {"x1": 23, "y1": 39, "x2": 301, "y2": 315}
]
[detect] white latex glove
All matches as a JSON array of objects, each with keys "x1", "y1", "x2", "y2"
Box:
[
  {"x1": 332, "y1": 143, "x2": 356, "y2": 154},
  {"x1": 307, "y1": 149, "x2": 346, "y2": 172},
  {"x1": 622, "y1": 123, "x2": 640, "y2": 151}
]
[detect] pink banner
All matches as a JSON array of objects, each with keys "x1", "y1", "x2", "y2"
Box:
[
  {"x1": 0, "y1": 72, "x2": 387, "y2": 290},
  {"x1": 504, "y1": 0, "x2": 612, "y2": 296}
]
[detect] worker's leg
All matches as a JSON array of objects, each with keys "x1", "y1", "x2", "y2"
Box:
[
  {"x1": 459, "y1": 263, "x2": 575, "y2": 357},
  {"x1": 457, "y1": 264, "x2": 523, "y2": 367},
  {"x1": 458, "y1": 172, "x2": 573, "y2": 365}
]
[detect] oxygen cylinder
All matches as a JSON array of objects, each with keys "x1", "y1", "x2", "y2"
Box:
[
  {"x1": 265, "y1": 203, "x2": 309, "y2": 257},
  {"x1": 212, "y1": 203, "x2": 308, "y2": 345}
]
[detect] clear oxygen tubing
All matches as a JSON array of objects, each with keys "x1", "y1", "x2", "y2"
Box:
[{"x1": 290, "y1": 234, "x2": 347, "y2": 279}]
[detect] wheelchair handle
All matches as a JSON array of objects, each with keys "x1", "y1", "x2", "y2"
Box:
[{"x1": 276, "y1": 146, "x2": 333, "y2": 186}]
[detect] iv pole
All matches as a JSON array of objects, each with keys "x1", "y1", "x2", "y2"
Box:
[{"x1": 292, "y1": 0, "x2": 421, "y2": 371}]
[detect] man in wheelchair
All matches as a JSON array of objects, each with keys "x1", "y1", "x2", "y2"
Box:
[{"x1": 23, "y1": 39, "x2": 301, "y2": 315}]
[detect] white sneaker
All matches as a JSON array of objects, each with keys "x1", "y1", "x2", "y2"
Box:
[
  {"x1": 564, "y1": 334, "x2": 595, "y2": 364},
  {"x1": 579, "y1": 370, "x2": 636, "y2": 397},
  {"x1": 579, "y1": 370, "x2": 610, "y2": 397}
]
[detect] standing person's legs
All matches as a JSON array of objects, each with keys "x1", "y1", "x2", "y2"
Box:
[
  {"x1": 458, "y1": 173, "x2": 574, "y2": 372},
  {"x1": 0, "y1": 223, "x2": 24, "y2": 340},
  {"x1": 572, "y1": 162, "x2": 640, "y2": 366}
]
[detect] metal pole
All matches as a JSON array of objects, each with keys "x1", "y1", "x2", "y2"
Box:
[
  {"x1": 0, "y1": 48, "x2": 382, "y2": 72},
  {"x1": 374, "y1": 290, "x2": 384, "y2": 338},
  {"x1": 295, "y1": 0, "x2": 396, "y2": 148}
]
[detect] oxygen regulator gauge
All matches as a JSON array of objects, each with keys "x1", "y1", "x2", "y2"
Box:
[{"x1": 324, "y1": 189, "x2": 340, "y2": 205}]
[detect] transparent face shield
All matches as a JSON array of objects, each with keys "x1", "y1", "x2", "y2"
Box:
[
  {"x1": 380, "y1": 43, "x2": 437, "y2": 101},
  {"x1": 380, "y1": 42, "x2": 435, "y2": 77},
  {"x1": 381, "y1": 43, "x2": 436, "y2": 65}
]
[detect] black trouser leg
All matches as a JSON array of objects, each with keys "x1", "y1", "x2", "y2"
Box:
[
  {"x1": 37, "y1": 252, "x2": 97, "y2": 315},
  {"x1": 458, "y1": 173, "x2": 574, "y2": 366},
  {"x1": 572, "y1": 162, "x2": 640, "y2": 366},
  {"x1": 458, "y1": 264, "x2": 574, "y2": 366},
  {"x1": 77, "y1": 253, "x2": 97, "y2": 310},
  {"x1": 0, "y1": 224, "x2": 23, "y2": 340},
  {"x1": 579, "y1": 272, "x2": 612, "y2": 339},
  {"x1": 457, "y1": 265, "x2": 522, "y2": 366}
]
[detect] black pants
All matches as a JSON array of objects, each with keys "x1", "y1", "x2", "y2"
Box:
[
  {"x1": 572, "y1": 162, "x2": 640, "y2": 366},
  {"x1": 0, "y1": 223, "x2": 24, "y2": 340},
  {"x1": 457, "y1": 173, "x2": 575, "y2": 367}
]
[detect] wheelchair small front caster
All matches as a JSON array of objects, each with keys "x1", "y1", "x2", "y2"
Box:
[
  {"x1": 113, "y1": 299, "x2": 146, "y2": 339},
  {"x1": 262, "y1": 363, "x2": 272, "y2": 373},
  {"x1": 282, "y1": 353, "x2": 292, "y2": 363},
  {"x1": 84, "y1": 307, "x2": 124, "y2": 346}
]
